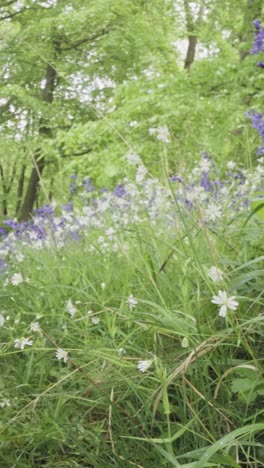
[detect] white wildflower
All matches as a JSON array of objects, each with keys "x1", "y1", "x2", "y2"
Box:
[
  {"x1": 156, "y1": 125, "x2": 170, "y2": 143},
  {"x1": 199, "y1": 158, "x2": 211, "y2": 173},
  {"x1": 15, "y1": 252, "x2": 25, "y2": 263},
  {"x1": 0, "y1": 398, "x2": 11, "y2": 408},
  {"x1": 11, "y1": 273, "x2": 23, "y2": 286},
  {"x1": 205, "y1": 203, "x2": 222, "y2": 222},
  {"x1": 66, "y1": 299, "x2": 77, "y2": 318},
  {"x1": 227, "y1": 160, "x2": 236, "y2": 169},
  {"x1": 118, "y1": 347, "x2": 126, "y2": 356},
  {"x1": 30, "y1": 321, "x2": 41, "y2": 333},
  {"x1": 101, "y1": 282, "x2": 106, "y2": 290},
  {"x1": 127, "y1": 294, "x2": 138, "y2": 309},
  {"x1": 55, "y1": 348, "x2": 69, "y2": 363},
  {"x1": 149, "y1": 128, "x2": 156, "y2": 136},
  {"x1": 0, "y1": 315, "x2": 5, "y2": 327},
  {"x1": 138, "y1": 359, "x2": 153, "y2": 373},
  {"x1": 192, "y1": 166, "x2": 202, "y2": 177},
  {"x1": 127, "y1": 152, "x2": 141, "y2": 165},
  {"x1": 208, "y1": 266, "x2": 224, "y2": 282},
  {"x1": 211, "y1": 290, "x2": 239, "y2": 318},
  {"x1": 129, "y1": 121, "x2": 138, "y2": 127},
  {"x1": 91, "y1": 316, "x2": 100, "y2": 325},
  {"x1": 136, "y1": 165, "x2": 148, "y2": 183},
  {"x1": 106, "y1": 227, "x2": 116, "y2": 240},
  {"x1": 14, "y1": 337, "x2": 33, "y2": 350}
]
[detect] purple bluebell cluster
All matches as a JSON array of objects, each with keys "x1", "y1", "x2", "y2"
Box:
[
  {"x1": 0, "y1": 157, "x2": 263, "y2": 276},
  {"x1": 245, "y1": 111, "x2": 264, "y2": 155},
  {"x1": 251, "y1": 19, "x2": 264, "y2": 55},
  {"x1": 245, "y1": 20, "x2": 264, "y2": 155}
]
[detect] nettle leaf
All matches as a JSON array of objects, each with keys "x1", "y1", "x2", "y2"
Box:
[
  {"x1": 231, "y1": 378, "x2": 257, "y2": 394},
  {"x1": 251, "y1": 191, "x2": 264, "y2": 221}
]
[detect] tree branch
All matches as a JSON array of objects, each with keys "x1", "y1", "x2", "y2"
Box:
[{"x1": 61, "y1": 28, "x2": 109, "y2": 51}]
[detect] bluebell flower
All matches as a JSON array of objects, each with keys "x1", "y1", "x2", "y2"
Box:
[
  {"x1": 34, "y1": 204, "x2": 54, "y2": 217},
  {"x1": 257, "y1": 146, "x2": 264, "y2": 155},
  {"x1": 84, "y1": 177, "x2": 91, "y2": 192},
  {"x1": 169, "y1": 175, "x2": 184, "y2": 183},
  {"x1": 253, "y1": 19, "x2": 262, "y2": 30},
  {"x1": 245, "y1": 111, "x2": 264, "y2": 155},
  {"x1": 61, "y1": 202, "x2": 74, "y2": 212},
  {"x1": 0, "y1": 227, "x2": 7, "y2": 238},
  {"x1": 114, "y1": 184, "x2": 126, "y2": 197},
  {"x1": 250, "y1": 27, "x2": 264, "y2": 54},
  {"x1": 200, "y1": 173, "x2": 212, "y2": 191},
  {"x1": 70, "y1": 182, "x2": 76, "y2": 194}
]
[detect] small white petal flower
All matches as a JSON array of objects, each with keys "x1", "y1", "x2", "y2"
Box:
[
  {"x1": 208, "y1": 266, "x2": 224, "y2": 282},
  {"x1": 149, "y1": 128, "x2": 157, "y2": 136},
  {"x1": 211, "y1": 290, "x2": 239, "y2": 318},
  {"x1": 127, "y1": 294, "x2": 138, "y2": 309},
  {"x1": 227, "y1": 160, "x2": 236, "y2": 169},
  {"x1": 101, "y1": 282, "x2": 106, "y2": 290},
  {"x1": 199, "y1": 158, "x2": 211, "y2": 173},
  {"x1": 14, "y1": 337, "x2": 33, "y2": 350},
  {"x1": 156, "y1": 125, "x2": 170, "y2": 143},
  {"x1": 11, "y1": 273, "x2": 23, "y2": 286},
  {"x1": 127, "y1": 152, "x2": 141, "y2": 165},
  {"x1": 55, "y1": 348, "x2": 69, "y2": 363},
  {"x1": 66, "y1": 299, "x2": 77, "y2": 318},
  {"x1": 136, "y1": 165, "x2": 148, "y2": 183},
  {"x1": 138, "y1": 359, "x2": 153, "y2": 373},
  {"x1": 129, "y1": 120, "x2": 138, "y2": 127},
  {"x1": 0, "y1": 315, "x2": 5, "y2": 327},
  {"x1": 0, "y1": 398, "x2": 11, "y2": 408},
  {"x1": 30, "y1": 321, "x2": 41, "y2": 333},
  {"x1": 91, "y1": 317, "x2": 100, "y2": 325},
  {"x1": 205, "y1": 203, "x2": 222, "y2": 222},
  {"x1": 118, "y1": 347, "x2": 126, "y2": 356},
  {"x1": 15, "y1": 252, "x2": 25, "y2": 263}
]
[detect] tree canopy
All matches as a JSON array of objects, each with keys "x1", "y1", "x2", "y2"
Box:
[{"x1": 0, "y1": 0, "x2": 263, "y2": 219}]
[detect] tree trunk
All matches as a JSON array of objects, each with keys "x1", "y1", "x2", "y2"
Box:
[
  {"x1": 15, "y1": 163, "x2": 26, "y2": 216},
  {"x1": 18, "y1": 59, "x2": 57, "y2": 221},
  {"x1": 184, "y1": 35, "x2": 198, "y2": 70},
  {"x1": 0, "y1": 162, "x2": 16, "y2": 217},
  {"x1": 183, "y1": 0, "x2": 205, "y2": 72},
  {"x1": 18, "y1": 153, "x2": 45, "y2": 221}
]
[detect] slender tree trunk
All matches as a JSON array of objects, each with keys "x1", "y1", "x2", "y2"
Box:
[
  {"x1": 0, "y1": 164, "x2": 8, "y2": 216},
  {"x1": 0, "y1": 162, "x2": 16, "y2": 216},
  {"x1": 184, "y1": 35, "x2": 198, "y2": 71},
  {"x1": 18, "y1": 152, "x2": 45, "y2": 220},
  {"x1": 183, "y1": 0, "x2": 205, "y2": 71},
  {"x1": 15, "y1": 163, "x2": 26, "y2": 216},
  {"x1": 18, "y1": 59, "x2": 58, "y2": 221}
]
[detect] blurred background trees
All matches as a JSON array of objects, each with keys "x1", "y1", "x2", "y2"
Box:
[{"x1": 0, "y1": 0, "x2": 263, "y2": 219}]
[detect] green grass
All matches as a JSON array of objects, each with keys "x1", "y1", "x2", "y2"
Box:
[{"x1": 0, "y1": 191, "x2": 264, "y2": 467}]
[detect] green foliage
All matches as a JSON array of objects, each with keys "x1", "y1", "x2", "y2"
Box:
[{"x1": 0, "y1": 0, "x2": 263, "y2": 215}]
